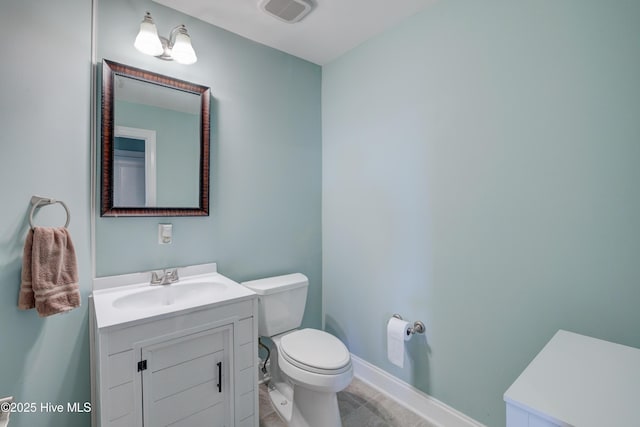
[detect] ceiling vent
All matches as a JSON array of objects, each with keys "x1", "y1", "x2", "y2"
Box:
[{"x1": 258, "y1": 0, "x2": 313, "y2": 24}]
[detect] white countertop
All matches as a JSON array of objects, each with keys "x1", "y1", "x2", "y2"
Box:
[
  {"x1": 504, "y1": 330, "x2": 640, "y2": 427},
  {"x1": 91, "y1": 270, "x2": 256, "y2": 330}
]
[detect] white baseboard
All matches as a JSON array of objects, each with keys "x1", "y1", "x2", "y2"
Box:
[{"x1": 350, "y1": 354, "x2": 486, "y2": 427}]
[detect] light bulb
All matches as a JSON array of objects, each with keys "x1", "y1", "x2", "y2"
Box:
[
  {"x1": 170, "y1": 27, "x2": 197, "y2": 65},
  {"x1": 134, "y1": 13, "x2": 163, "y2": 57}
]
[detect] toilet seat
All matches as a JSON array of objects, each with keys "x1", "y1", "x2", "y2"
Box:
[{"x1": 279, "y1": 329, "x2": 351, "y2": 375}]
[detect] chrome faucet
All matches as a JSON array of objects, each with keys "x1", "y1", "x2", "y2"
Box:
[{"x1": 150, "y1": 268, "x2": 179, "y2": 286}]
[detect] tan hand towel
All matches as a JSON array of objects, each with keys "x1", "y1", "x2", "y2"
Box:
[{"x1": 18, "y1": 227, "x2": 81, "y2": 317}]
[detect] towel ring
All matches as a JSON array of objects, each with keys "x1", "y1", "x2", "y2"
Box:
[{"x1": 29, "y1": 196, "x2": 71, "y2": 229}]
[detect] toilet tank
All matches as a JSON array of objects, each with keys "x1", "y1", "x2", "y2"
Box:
[{"x1": 242, "y1": 273, "x2": 308, "y2": 337}]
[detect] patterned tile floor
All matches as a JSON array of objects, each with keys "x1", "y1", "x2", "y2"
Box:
[{"x1": 259, "y1": 377, "x2": 437, "y2": 427}]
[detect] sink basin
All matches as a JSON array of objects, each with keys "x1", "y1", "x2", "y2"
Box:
[
  {"x1": 112, "y1": 281, "x2": 228, "y2": 310},
  {"x1": 91, "y1": 266, "x2": 257, "y2": 329}
]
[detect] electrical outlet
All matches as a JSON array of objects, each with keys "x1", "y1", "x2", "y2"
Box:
[
  {"x1": 0, "y1": 396, "x2": 13, "y2": 426},
  {"x1": 158, "y1": 223, "x2": 173, "y2": 244}
]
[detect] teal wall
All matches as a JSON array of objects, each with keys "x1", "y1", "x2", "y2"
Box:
[
  {"x1": 95, "y1": 0, "x2": 323, "y2": 330},
  {"x1": 0, "y1": 1, "x2": 321, "y2": 427},
  {"x1": 115, "y1": 100, "x2": 200, "y2": 206},
  {"x1": 322, "y1": 1, "x2": 640, "y2": 426},
  {"x1": 0, "y1": 1, "x2": 92, "y2": 427},
  {"x1": 4, "y1": 1, "x2": 639, "y2": 427}
]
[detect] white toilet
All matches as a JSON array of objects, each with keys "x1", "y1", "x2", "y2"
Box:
[{"x1": 242, "y1": 273, "x2": 353, "y2": 427}]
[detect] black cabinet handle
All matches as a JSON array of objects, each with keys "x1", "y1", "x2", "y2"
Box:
[{"x1": 217, "y1": 362, "x2": 222, "y2": 392}]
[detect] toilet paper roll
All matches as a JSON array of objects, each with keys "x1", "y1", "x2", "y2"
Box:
[{"x1": 387, "y1": 317, "x2": 411, "y2": 368}]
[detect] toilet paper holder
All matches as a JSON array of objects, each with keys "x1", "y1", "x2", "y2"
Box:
[{"x1": 392, "y1": 314, "x2": 425, "y2": 335}]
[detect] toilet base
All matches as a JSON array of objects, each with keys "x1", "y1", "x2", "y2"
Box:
[
  {"x1": 267, "y1": 382, "x2": 293, "y2": 422},
  {"x1": 291, "y1": 384, "x2": 342, "y2": 427},
  {"x1": 268, "y1": 381, "x2": 342, "y2": 427}
]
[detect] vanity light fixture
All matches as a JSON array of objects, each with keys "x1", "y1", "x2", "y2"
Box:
[{"x1": 134, "y1": 12, "x2": 198, "y2": 65}]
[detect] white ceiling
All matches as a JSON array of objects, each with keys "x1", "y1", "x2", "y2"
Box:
[{"x1": 153, "y1": 0, "x2": 435, "y2": 65}]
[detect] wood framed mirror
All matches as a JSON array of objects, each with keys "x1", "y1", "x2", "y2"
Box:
[{"x1": 101, "y1": 59, "x2": 210, "y2": 216}]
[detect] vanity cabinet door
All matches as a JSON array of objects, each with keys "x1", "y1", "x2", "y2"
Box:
[{"x1": 140, "y1": 326, "x2": 233, "y2": 427}]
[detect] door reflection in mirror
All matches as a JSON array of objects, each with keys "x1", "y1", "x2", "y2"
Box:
[{"x1": 113, "y1": 126, "x2": 157, "y2": 207}]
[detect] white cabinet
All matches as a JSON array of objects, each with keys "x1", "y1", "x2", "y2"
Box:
[
  {"x1": 504, "y1": 330, "x2": 640, "y2": 427},
  {"x1": 505, "y1": 404, "x2": 559, "y2": 427},
  {"x1": 141, "y1": 327, "x2": 231, "y2": 427},
  {"x1": 91, "y1": 298, "x2": 258, "y2": 427}
]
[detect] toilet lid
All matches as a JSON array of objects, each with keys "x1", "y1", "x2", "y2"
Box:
[{"x1": 280, "y1": 329, "x2": 351, "y2": 374}]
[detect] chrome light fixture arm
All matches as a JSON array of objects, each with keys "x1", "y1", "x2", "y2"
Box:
[{"x1": 156, "y1": 25, "x2": 187, "y2": 61}]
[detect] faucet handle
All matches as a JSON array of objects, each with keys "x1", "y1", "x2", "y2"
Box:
[
  {"x1": 150, "y1": 271, "x2": 162, "y2": 284},
  {"x1": 168, "y1": 268, "x2": 179, "y2": 282}
]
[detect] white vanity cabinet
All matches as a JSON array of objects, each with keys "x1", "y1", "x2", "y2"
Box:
[
  {"x1": 504, "y1": 330, "x2": 640, "y2": 427},
  {"x1": 91, "y1": 282, "x2": 259, "y2": 427},
  {"x1": 139, "y1": 324, "x2": 234, "y2": 427}
]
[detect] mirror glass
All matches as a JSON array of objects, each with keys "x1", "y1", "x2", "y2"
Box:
[{"x1": 101, "y1": 60, "x2": 210, "y2": 216}]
